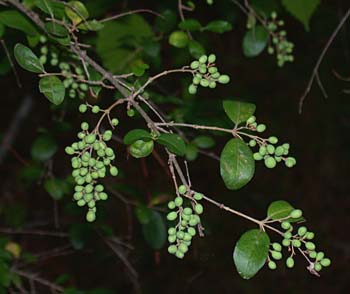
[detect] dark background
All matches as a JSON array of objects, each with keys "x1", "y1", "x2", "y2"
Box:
[{"x1": 0, "y1": 0, "x2": 350, "y2": 293}]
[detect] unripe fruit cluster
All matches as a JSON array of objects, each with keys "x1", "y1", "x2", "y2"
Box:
[
  {"x1": 65, "y1": 104, "x2": 119, "y2": 222},
  {"x1": 188, "y1": 54, "x2": 230, "y2": 95},
  {"x1": 266, "y1": 12, "x2": 294, "y2": 67},
  {"x1": 38, "y1": 36, "x2": 89, "y2": 99},
  {"x1": 246, "y1": 115, "x2": 296, "y2": 169},
  {"x1": 267, "y1": 209, "x2": 331, "y2": 273},
  {"x1": 167, "y1": 185, "x2": 204, "y2": 259}
]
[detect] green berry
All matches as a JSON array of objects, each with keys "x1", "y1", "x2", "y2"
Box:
[
  {"x1": 200, "y1": 79, "x2": 209, "y2": 87},
  {"x1": 218, "y1": 75, "x2": 230, "y2": 84},
  {"x1": 285, "y1": 157, "x2": 296, "y2": 168},
  {"x1": 275, "y1": 146, "x2": 284, "y2": 156},
  {"x1": 110, "y1": 166, "x2": 118, "y2": 176},
  {"x1": 267, "y1": 145, "x2": 275, "y2": 155},
  {"x1": 199, "y1": 55, "x2": 208, "y2": 63},
  {"x1": 297, "y1": 226, "x2": 307, "y2": 236},
  {"x1": 259, "y1": 146, "x2": 267, "y2": 156},
  {"x1": 193, "y1": 76, "x2": 201, "y2": 85},
  {"x1": 309, "y1": 251, "x2": 317, "y2": 258},
  {"x1": 190, "y1": 61, "x2": 199, "y2": 69},
  {"x1": 111, "y1": 118, "x2": 119, "y2": 126},
  {"x1": 208, "y1": 66, "x2": 218, "y2": 74},
  {"x1": 249, "y1": 139, "x2": 257, "y2": 147},
  {"x1": 290, "y1": 209, "x2": 302, "y2": 219},
  {"x1": 187, "y1": 227, "x2": 196, "y2": 236},
  {"x1": 188, "y1": 84, "x2": 197, "y2": 94},
  {"x1": 127, "y1": 109, "x2": 135, "y2": 117},
  {"x1": 316, "y1": 252, "x2": 324, "y2": 261},
  {"x1": 247, "y1": 116, "x2": 256, "y2": 124},
  {"x1": 256, "y1": 124, "x2": 266, "y2": 133},
  {"x1": 176, "y1": 231, "x2": 184, "y2": 239},
  {"x1": 208, "y1": 54, "x2": 216, "y2": 63},
  {"x1": 86, "y1": 211, "x2": 96, "y2": 222},
  {"x1": 282, "y1": 239, "x2": 290, "y2": 247},
  {"x1": 209, "y1": 81, "x2": 216, "y2": 88},
  {"x1": 271, "y1": 251, "x2": 282, "y2": 260},
  {"x1": 292, "y1": 240, "x2": 301, "y2": 248},
  {"x1": 305, "y1": 242, "x2": 316, "y2": 251},
  {"x1": 268, "y1": 261, "x2": 277, "y2": 270},
  {"x1": 193, "y1": 192, "x2": 203, "y2": 201},
  {"x1": 268, "y1": 136, "x2": 278, "y2": 144},
  {"x1": 168, "y1": 227, "x2": 176, "y2": 235},
  {"x1": 167, "y1": 211, "x2": 177, "y2": 221},
  {"x1": 281, "y1": 221, "x2": 291, "y2": 230},
  {"x1": 168, "y1": 201, "x2": 176, "y2": 209},
  {"x1": 168, "y1": 235, "x2": 176, "y2": 243},
  {"x1": 174, "y1": 197, "x2": 183, "y2": 207},
  {"x1": 264, "y1": 156, "x2": 276, "y2": 169},
  {"x1": 103, "y1": 130, "x2": 112, "y2": 141},
  {"x1": 194, "y1": 203, "x2": 203, "y2": 214},
  {"x1": 314, "y1": 263, "x2": 322, "y2": 272},
  {"x1": 175, "y1": 250, "x2": 184, "y2": 259},
  {"x1": 320, "y1": 258, "x2": 331, "y2": 267},
  {"x1": 178, "y1": 243, "x2": 188, "y2": 253},
  {"x1": 84, "y1": 134, "x2": 96, "y2": 144},
  {"x1": 178, "y1": 185, "x2": 187, "y2": 194},
  {"x1": 253, "y1": 153, "x2": 263, "y2": 161},
  {"x1": 305, "y1": 232, "x2": 314, "y2": 240},
  {"x1": 183, "y1": 207, "x2": 192, "y2": 215},
  {"x1": 284, "y1": 232, "x2": 292, "y2": 239},
  {"x1": 168, "y1": 245, "x2": 177, "y2": 254},
  {"x1": 272, "y1": 243, "x2": 282, "y2": 251},
  {"x1": 81, "y1": 122, "x2": 89, "y2": 130},
  {"x1": 65, "y1": 146, "x2": 75, "y2": 155},
  {"x1": 92, "y1": 105, "x2": 100, "y2": 113},
  {"x1": 286, "y1": 257, "x2": 294, "y2": 268}
]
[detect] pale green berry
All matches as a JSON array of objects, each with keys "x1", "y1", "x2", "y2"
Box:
[
  {"x1": 316, "y1": 252, "x2": 324, "y2": 261},
  {"x1": 178, "y1": 243, "x2": 188, "y2": 253},
  {"x1": 292, "y1": 240, "x2": 301, "y2": 248},
  {"x1": 168, "y1": 227, "x2": 176, "y2": 235},
  {"x1": 209, "y1": 81, "x2": 216, "y2": 88},
  {"x1": 167, "y1": 211, "x2": 177, "y2": 221},
  {"x1": 81, "y1": 122, "x2": 89, "y2": 130},
  {"x1": 268, "y1": 261, "x2": 277, "y2": 270},
  {"x1": 320, "y1": 258, "x2": 331, "y2": 267},
  {"x1": 175, "y1": 250, "x2": 184, "y2": 259},
  {"x1": 208, "y1": 66, "x2": 218, "y2": 74},
  {"x1": 199, "y1": 65, "x2": 207, "y2": 74},
  {"x1": 194, "y1": 203, "x2": 203, "y2": 214},
  {"x1": 200, "y1": 79, "x2": 209, "y2": 87},
  {"x1": 193, "y1": 192, "x2": 203, "y2": 200},
  {"x1": 247, "y1": 116, "x2": 256, "y2": 124},
  {"x1": 65, "y1": 146, "x2": 75, "y2": 155},
  {"x1": 183, "y1": 207, "x2": 192, "y2": 215},
  {"x1": 271, "y1": 251, "x2": 282, "y2": 260},
  {"x1": 284, "y1": 232, "x2": 292, "y2": 239},
  {"x1": 86, "y1": 211, "x2": 96, "y2": 222},
  {"x1": 259, "y1": 146, "x2": 267, "y2": 156},
  {"x1": 305, "y1": 232, "x2": 314, "y2": 240},
  {"x1": 187, "y1": 227, "x2": 196, "y2": 236},
  {"x1": 199, "y1": 55, "x2": 208, "y2": 63},
  {"x1": 168, "y1": 235, "x2": 176, "y2": 243},
  {"x1": 253, "y1": 153, "x2": 263, "y2": 161},
  {"x1": 188, "y1": 84, "x2": 197, "y2": 94},
  {"x1": 84, "y1": 134, "x2": 96, "y2": 144},
  {"x1": 111, "y1": 118, "x2": 119, "y2": 126},
  {"x1": 309, "y1": 251, "x2": 317, "y2": 259},
  {"x1": 99, "y1": 192, "x2": 108, "y2": 200},
  {"x1": 281, "y1": 221, "x2": 291, "y2": 230},
  {"x1": 168, "y1": 245, "x2": 177, "y2": 254},
  {"x1": 208, "y1": 54, "x2": 216, "y2": 63},
  {"x1": 127, "y1": 109, "x2": 135, "y2": 117},
  {"x1": 282, "y1": 239, "x2": 290, "y2": 247},
  {"x1": 314, "y1": 263, "x2": 322, "y2": 272},
  {"x1": 92, "y1": 105, "x2": 100, "y2": 113},
  {"x1": 297, "y1": 226, "x2": 307, "y2": 236},
  {"x1": 176, "y1": 231, "x2": 184, "y2": 239},
  {"x1": 110, "y1": 166, "x2": 118, "y2": 176},
  {"x1": 256, "y1": 124, "x2": 266, "y2": 132},
  {"x1": 290, "y1": 209, "x2": 302, "y2": 219},
  {"x1": 285, "y1": 157, "x2": 296, "y2": 168},
  {"x1": 275, "y1": 146, "x2": 284, "y2": 156},
  {"x1": 272, "y1": 243, "x2": 282, "y2": 251},
  {"x1": 286, "y1": 257, "x2": 294, "y2": 268},
  {"x1": 249, "y1": 139, "x2": 257, "y2": 147},
  {"x1": 168, "y1": 201, "x2": 176, "y2": 209},
  {"x1": 178, "y1": 185, "x2": 187, "y2": 194},
  {"x1": 193, "y1": 76, "x2": 201, "y2": 85},
  {"x1": 218, "y1": 75, "x2": 230, "y2": 84},
  {"x1": 174, "y1": 197, "x2": 183, "y2": 207},
  {"x1": 190, "y1": 61, "x2": 199, "y2": 69},
  {"x1": 265, "y1": 156, "x2": 276, "y2": 169},
  {"x1": 268, "y1": 136, "x2": 278, "y2": 144},
  {"x1": 305, "y1": 242, "x2": 316, "y2": 251},
  {"x1": 267, "y1": 145, "x2": 275, "y2": 154}
]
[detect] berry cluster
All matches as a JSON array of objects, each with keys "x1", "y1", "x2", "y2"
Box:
[
  {"x1": 64, "y1": 104, "x2": 119, "y2": 222},
  {"x1": 243, "y1": 115, "x2": 296, "y2": 169},
  {"x1": 266, "y1": 12, "x2": 294, "y2": 67},
  {"x1": 267, "y1": 209, "x2": 331, "y2": 274},
  {"x1": 38, "y1": 35, "x2": 89, "y2": 99},
  {"x1": 166, "y1": 185, "x2": 204, "y2": 259},
  {"x1": 188, "y1": 54, "x2": 230, "y2": 94}
]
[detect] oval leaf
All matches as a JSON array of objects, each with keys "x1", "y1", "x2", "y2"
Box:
[
  {"x1": 44, "y1": 178, "x2": 65, "y2": 200},
  {"x1": 242, "y1": 26, "x2": 268, "y2": 57},
  {"x1": 31, "y1": 135, "x2": 58, "y2": 161},
  {"x1": 14, "y1": 43, "x2": 44, "y2": 73},
  {"x1": 45, "y1": 22, "x2": 68, "y2": 37},
  {"x1": 39, "y1": 76, "x2": 65, "y2": 105},
  {"x1": 220, "y1": 139, "x2": 255, "y2": 190},
  {"x1": 0, "y1": 10, "x2": 38, "y2": 36},
  {"x1": 157, "y1": 133, "x2": 186, "y2": 156},
  {"x1": 123, "y1": 129, "x2": 152, "y2": 145},
  {"x1": 142, "y1": 211, "x2": 166, "y2": 250},
  {"x1": 65, "y1": 1, "x2": 89, "y2": 25},
  {"x1": 204, "y1": 20, "x2": 232, "y2": 33},
  {"x1": 178, "y1": 19, "x2": 202, "y2": 31},
  {"x1": 267, "y1": 200, "x2": 304, "y2": 223},
  {"x1": 233, "y1": 229, "x2": 270, "y2": 279},
  {"x1": 168, "y1": 31, "x2": 189, "y2": 48},
  {"x1": 192, "y1": 135, "x2": 215, "y2": 149},
  {"x1": 223, "y1": 100, "x2": 256, "y2": 125}
]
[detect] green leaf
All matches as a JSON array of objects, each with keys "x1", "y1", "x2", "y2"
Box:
[
  {"x1": 242, "y1": 26, "x2": 268, "y2": 57},
  {"x1": 35, "y1": 0, "x2": 65, "y2": 19},
  {"x1": 223, "y1": 100, "x2": 256, "y2": 125},
  {"x1": 45, "y1": 22, "x2": 68, "y2": 37},
  {"x1": 168, "y1": 31, "x2": 189, "y2": 48},
  {"x1": 192, "y1": 135, "x2": 215, "y2": 149},
  {"x1": 39, "y1": 76, "x2": 65, "y2": 105},
  {"x1": 0, "y1": 23, "x2": 5, "y2": 38},
  {"x1": 123, "y1": 129, "x2": 152, "y2": 145},
  {"x1": 44, "y1": 178, "x2": 66, "y2": 200},
  {"x1": 282, "y1": 0, "x2": 320, "y2": 31},
  {"x1": 0, "y1": 10, "x2": 38, "y2": 36},
  {"x1": 0, "y1": 261, "x2": 11, "y2": 287},
  {"x1": 188, "y1": 39, "x2": 206, "y2": 58},
  {"x1": 220, "y1": 139, "x2": 255, "y2": 190},
  {"x1": 65, "y1": 1, "x2": 89, "y2": 25},
  {"x1": 142, "y1": 211, "x2": 166, "y2": 250},
  {"x1": 129, "y1": 140, "x2": 154, "y2": 158},
  {"x1": 135, "y1": 205, "x2": 153, "y2": 225},
  {"x1": 78, "y1": 19, "x2": 104, "y2": 31},
  {"x1": 157, "y1": 133, "x2": 186, "y2": 156},
  {"x1": 267, "y1": 200, "x2": 304, "y2": 223},
  {"x1": 14, "y1": 43, "x2": 44, "y2": 73},
  {"x1": 178, "y1": 19, "x2": 202, "y2": 31},
  {"x1": 203, "y1": 20, "x2": 232, "y2": 33},
  {"x1": 185, "y1": 143, "x2": 199, "y2": 161},
  {"x1": 155, "y1": 9, "x2": 177, "y2": 33},
  {"x1": 31, "y1": 135, "x2": 58, "y2": 161},
  {"x1": 233, "y1": 229, "x2": 270, "y2": 279},
  {"x1": 130, "y1": 60, "x2": 149, "y2": 77}
]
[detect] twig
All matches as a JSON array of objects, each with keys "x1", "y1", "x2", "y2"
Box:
[
  {"x1": 100, "y1": 9, "x2": 163, "y2": 23},
  {"x1": 299, "y1": 8, "x2": 350, "y2": 113}
]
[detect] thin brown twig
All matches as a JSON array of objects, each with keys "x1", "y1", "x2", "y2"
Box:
[{"x1": 100, "y1": 9, "x2": 163, "y2": 23}]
